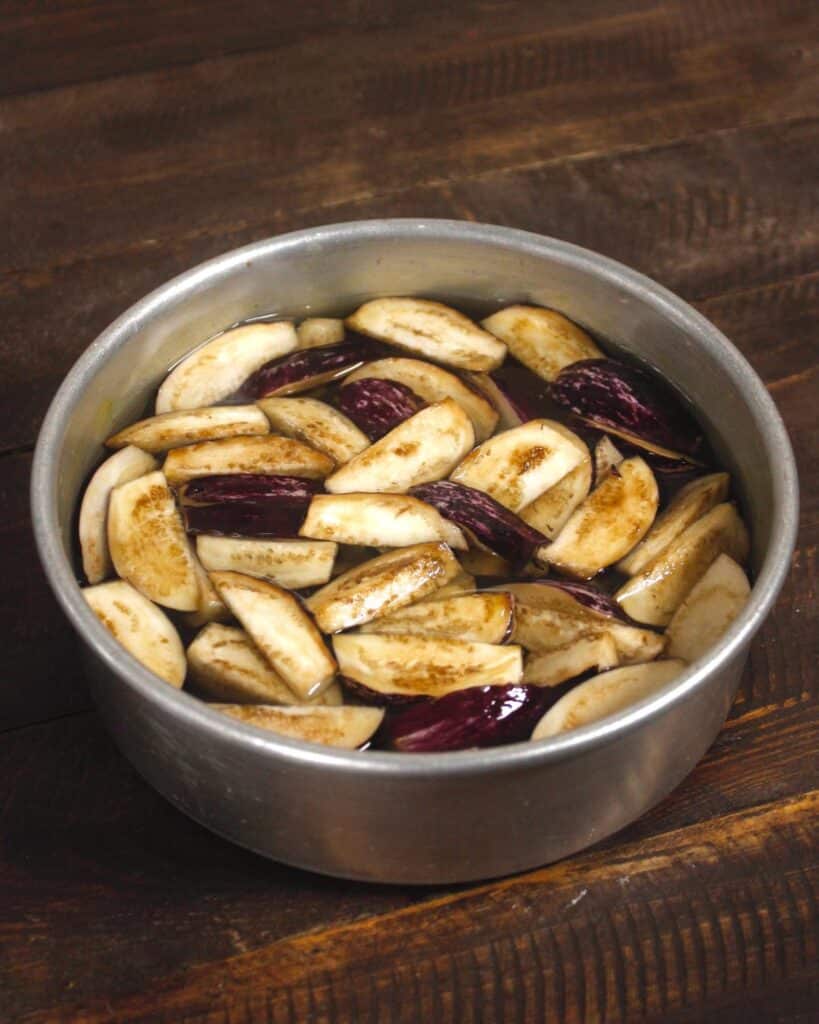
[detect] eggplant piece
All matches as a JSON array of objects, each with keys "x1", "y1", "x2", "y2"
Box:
[
  {"x1": 550, "y1": 358, "x2": 704, "y2": 459},
  {"x1": 83, "y1": 580, "x2": 186, "y2": 687},
  {"x1": 296, "y1": 317, "x2": 345, "y2": 349},
  {"x1": 615, "y1": 502, "x2": 749, "y2": 626},
  {"x1": 299, "y1": 493, "x2": 466, "y2": 550},
  {"x1": 416, "y1": 570, "x2": 476, "y2": 601},
  {"x1": 179, "y1": 474, "x2": 321, "y2": 538},
  {"x1": 183, "y1": 553, "x2": 232, "y2": 627},
  {"x1": 481, "y1": 305, "x2": 603, "y2": 382},
  {"x1": 360, "y1": 591, "x2": 515, "y2": 644},
  {"x1": 539, "y1": 457, "x2": 659, "y2": 578},
  {"x1": 345, "y1": 357, "x2": 498, "y2": 442},
  {"x1": 518, "y1": 461, "x2": 592, "y2": 540},
  {"x1": 156, "y1": 321, "x2": 298, "y2": 413},
  {"x1": 411, "y1": 480, "x2": 546, "y2": 569},
  {"x1": 333, "y1": 632, "x2": 523, "y2": 698},
  {"x1": 108, "y1": 470, "x2": 200, "y2": 611},
  {"x1": 105, "y1": 405, "x2": 270, "y2": 454},
  {"x1": 346, "y1": 297, "x2": 506, "y2": 371},
  {"x1": 180, "y1": 473, "x2": 321, "y2": 505},
  {"x1": 236, "y1": 338, "x2": 379, "y2": 400},
  {"x1": 325, "y1": 399, "x2": 475, "y2": 494},
  {"x1": 522, "y1": 635, "x2": 619, "y2": 687},
  {"x1": 377, "y1": 684, "x2": 550, "y2": 752},
  {"x1": 306, "y1": 542, "x2": 460, "y2": 634},
  {"x1": 209, "y1": 571, "x2": 337, "y2": 699},
  {"x1": 524, "y1": 577, "x2": 630, "y2": 621},
  {"x1": 450, "y1": 419, "x2": 589, "y2": 513},
  {"x1": 196, "y1": 535, "x2": 337, "y2": 588},
  {"x1": 79, "y1": 445, "x2": 158, "y2": 584},
  {"x1": 531, "y1": 660, "x2": 686, "y2": 739},
  {"x1": 163, "y1": 435, "x2": 334, "y2": 487},
  {"x1": 336, "y1": 377, "x2": 425, "y2": 440},
  {"x1": 666, "y1": 554, "x2": 751, "y2": 662},
  {"x1": 463, "y1": 364, "x2": 549, "y2": 430},
  {"x1": 593, "y1": 435, "x2": 624, "y2": 485},
  {"x1": 214, "y1": 704, "x2": 384, "y2": 749},
  {"x1": 616, "y1": 472, "x2": 731, "y2": 574},
  {"x1": 257, "y1": 397, "x2": 369, "y2": 464}
]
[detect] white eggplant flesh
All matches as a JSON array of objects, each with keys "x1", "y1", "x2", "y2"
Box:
[
  {"x1": 666, "y1": 554, "x2": 751, "y2": 662},
  {"x1": 83, "y1": 580, "x2": 186, "y2": 687},
  {"x1": 325, "y1": 399, "x2": 474, "y2": 494},
  {"x1": 360, "y1": 591, "x2": 515, "y2": 644},
  {"x1": 333, "y1": 632, "x2": 523, "y2": 698},
  {"x1": 79, "y1": 445, "x2": 158, "y2": 584},
  {"x1": 519, "y1": 460, "x2": 592, "y2": 540},
  {"x1": 417, "y1": 571, "x2": 476, "y2": 601},
  {"x1": 256, "y1": 397, "x2": 369, "y2": 465},
  {"x1": 615, "y1": 502, "x2": 750, "y2": 626},
  {"x1": 296, "y1": 317, "x2": 345, "y2": 349},
  {"x1": 213, "y1": 704, "x2": 384, "y2": 749},
  {"x1": 345, "y1": 357, "x2": 498, "y2": 441},
  {"x1": 593, "y1": 435, "x2": 624, "y2": 483},
  {"x1": 450, "y1": 419, "x2": 588, "y2": 513},
  {"x1": 617, "y1": 472, "x2": 731, "y2": 574},
  {"x1": 196, "y1": 535, "x2": 337, "y2": 588},
  {"x1": 107, "y1": 470, "x2": 200, "y2": 610},
  {"x1": 210, "y1": 571, "x2": 337, "y2": 698},
  {"x1": 306, "y1": 542, "x2": 460, "y2": 634},
  {"x1": 481, "y1": 305, "x2": 603, "y2": 381},
  {"x1": 163, "y1": 434, "x2": 334, "y2": 486},
  {"x1": 539, "y1": 457, "x2": 659, "y2": 578},
  {"x1": 156, "y1": 321, "x2": 298, "y2": 413},
  {"x1": 105, "y1": 405, "x2": 269, "y2": 454},
  {"x1": 346, "y1": 297, "x2": 506, "y2": 371},
  {"x1": 531, "y1": 660, "x2": 686, "y2": 738},
  {"x1": 299, "y1": 492, "x2": 466, "y2": 550},
  {"x1": 523, "y1": 634, "x2": 619, "y2": 686}
]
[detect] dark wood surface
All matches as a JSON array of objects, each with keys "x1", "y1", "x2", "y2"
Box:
[{"x1": 1, "y1": 2, "x2": 816, "y2": 1021}]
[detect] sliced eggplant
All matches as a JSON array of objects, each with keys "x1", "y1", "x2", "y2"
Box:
[
  {"x1": 518, "y1": 461, "x2": 592, "y2": 540},
  {"x1": 236, "y1": 338, "x2": 378, "y2": 400},
  {"x1": 325, "y1": 399, "x2": 474, "y2": 494},
  {"x1": 531, "y1": 660, "x2": 686, "y2": 738},
  {"x1": 345, "y1": 357, "x2": 498, "y2": 441},
  {"x1": 666, "y1": 554, "x2": 751, "y2": 661},
  {"x1": 539, "y1": 457, "x2": 659, "y2": 578},
  {"x1": 306, "y1": 542, "x2": 460, "y2": 634},
  {"x1": 179, "y1": 472, "x2": 320, "y2": 538},
  {"x1": 463, "y1": 367, "x2": 545, "y2": 430},
  {"x1": 416, "y1": 570, "x2": 476, "y2": 601},
  {"x1": 593, "y1": 435, "x2": 624, "y2": 484},
  {"x1": 183, "y1": 553, "x2": 232, "y2": 627},
  {"x1": 336, "y1": 377, "x2": 425, "y2": 440},
  {"x1": 256, "y1": 396, "x2": 369, "y2": 464},
  {"x1": 105, "y1": 405, "x2": 269, "y2": 454},
  {"x1": 156, "y1": 321, "x2": 298, "y2": 413},
  {"x1": 333, "y1": 632, "x2": 523, "y2": 698},
  {"x1": 525, "y1": 577, "x2": 629, "y2": 621},
  {"x1": 299, "y1": 493, "x2": 466, "y2": 549},
  {"x1": 481, "y1": 305, "x2": 603, "y2": 381},
  {"x1": 450, "y1": 419, "x2": 588, "y2": 512},
  {"x1": 209, "y1": 571, "x2": 337, "y2": 699},
  {"x1": 615, "y1": 502, "x2": 749, "y2": 626},
  {"x1": 522, "y1": 634, "x2": 619, "y2": 687},
  {"x1": 346, "y1": 297, "x2": 506, "y2": 371},
  {"x1": 360, "y1": 591, "x2": 515, "y2": 644},
  {"x1": 83, "y1": 580, "x2": 186, "y2": 686},
  {"x1": 79, "y1": 445, "x2": 158, "y2": 584},
  {"x1": 616, "y1": 472, "x2": 731, "y2": 574},
  {"x1": 107, "y1": 470, "x2": 200, "y2": 611},
  {"x1": 296, "y1": 317, "x2": 345, "y2": 349},
  {"x1": 196, "y1": 535, "x2": 337, "y2": 588},
  {"x1": 163, "y1": 435, "x2": 334, "y2": 487},
  {"x1": 213, "y1": 704, "x2": 384, "y2": 749}
]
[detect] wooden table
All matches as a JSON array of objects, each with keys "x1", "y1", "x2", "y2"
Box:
[{"x1": 2, "y1": 2, "x2": 817, "y2": 1020}]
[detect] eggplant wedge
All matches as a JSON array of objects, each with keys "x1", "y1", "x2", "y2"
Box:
[
  {"x1": 518, "y1": 461, "x2": 592, "y2": 540},
  {"x1": 306, "y1": 542, "x2": 460, "y2": 633},
  {"x1": 213, "y1": 704, "x2": 384, "y2": 749},
  {"x1": 360, "y1": 591, "x2": 515, "y2": 644},
  {"x1": 416, "y1": 570, "x2": 476, "y2": 601},
  {"x1": 183, "y1": 553, "x2": 232, "y2": 627},
  {"x1": 615, "y1": 502, "x2": 750, "y2": 626},
  {"x1": 156, "y1": 321, "x2": 298, "y2": 413},
  {"x1": 196, "y1": 535, "x2": 337, "y2": 588},
  {"x1": 163, "y1": 435, "x2": 334, "y2": 487},
  {"x1": 296, "y1": 317, "x2": 345, "y2": 349},
  {"x1": 531, "y1": 660, "x2": 686, "y2": 738},
  {"x1": 105, "y1": 405, "x2": 270, "y2": 454},
  {"x1": 107, "y1": 470, "x2": 200, "y2": 611},
  {"x1": 333, "y1": 633, "x2": 523, "y2": 698},
  {"x1": 79, "y1": 445, "x2": 158, "y2": 584},
  {"x1": 83, "y1": 580, "x2": 186, "y2": 687},
  {"x1": 345, "y1": 357, "x2": 498, "y2": 441},
  {"x1": 450, "y1": 419, "x2": 588, "y2": 512},
  {"x1": 666, "y1": 554, "x2": 751, "y2": 662},
  {"x1": 593, "y1": 435, "x2": 624, "y2": 484},
  {"x1": 616, "y1": 472, "x2": 731, "y2": 574},
  {"x1": 523, "y1": 634, "x2": 619, "y2": 687},
  {"x1": 539, "y1": 457, "x2": 659, "y2": 578},
  {"x1": 209, "y1": 571, "x2": 337, "y2": 698},
  {"x1": 337, "y1": 378, "x2": 424, "y2": 441},
  {"x1": 299, "y1": 493, "x2": 466, "y2": 549},
  {"x1": 256, "y1": 397, "x2": 369, "y2": 464},
  {"x1": 325, "y1": 399, "x2": 474, "y2": 494},
  {"x1": 481, "y1": 305, "x2": 603, "y2": 382}
]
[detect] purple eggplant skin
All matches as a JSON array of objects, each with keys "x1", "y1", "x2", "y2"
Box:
[
  {"x1": 411, "y1": 481, "x2": 547, "y2": 569},
  {"x1": 550, "y1": 358, "x2": 704, "y2": 458},
  {"x1": 180, "y1": 473, "x2": 322, "y2": 506},
  {"x1": 337, "y1": 377, "x2": 425, "y2": 441},
  {"x1": 521, "y1": 576, "x2": 629, "y2": 620},
  {"x1": 234, "y1": 338, "x2": 381, "y2": 400},
  {"x1": 179, "y1": 473, "x2": 321, "y2": 537}
]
